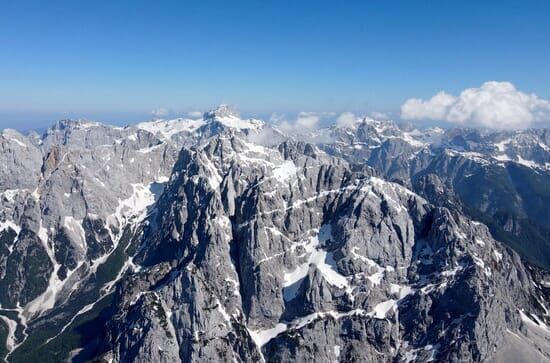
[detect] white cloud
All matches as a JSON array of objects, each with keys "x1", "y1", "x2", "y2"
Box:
[
  {"x1": 273, "y1": 112, "x2": 322, "y2": 132},
  {"x1": 187, "y1": 111, "x2": 203, "y2": 119},
  {"x1": 247, "y1": 127, "x2": 287, "y2": 147},
  {"x1": 296, "y1": 112, "x2": 320, "y2": 129},
  {"x1": 269, "y1": 112, "x2": 287, "y2": 124},
  {"x1": 401, "y1": 92, "x2": 455, "y2": 121},
  {"x1": 401, "y1": 81, "x2": 550, "y2": 129},
  {"x1": 336, "y1": 112, "x2": 357, "y2": 128},
  {"x1": 151, "y1": 107, "x2": 169, "y2": 118},
  {"x1": 369, "y1": 111, "x2": 390, "y2": 120},
  {"x1": 269, "y1": 113, "x2": 291, "y2": 131}
]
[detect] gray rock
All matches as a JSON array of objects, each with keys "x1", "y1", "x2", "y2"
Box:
[{"x1": 1, "y1": 110, "x2": 548, "y2": 362}]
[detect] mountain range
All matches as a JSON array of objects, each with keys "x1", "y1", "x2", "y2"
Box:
[{"x1": 0, "y1": 105, "x2": 548, "y2": 362}]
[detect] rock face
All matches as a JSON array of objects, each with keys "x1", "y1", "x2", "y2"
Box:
[
  {"x1": 0, "y1": 108, "x2": 549, "y2": 362},
  {"x1": 316, "y1": 120, "x2": 550, "y2": 270},
  {"x1": 95, "y1": 131, "x2": 549, "y2": 363}
]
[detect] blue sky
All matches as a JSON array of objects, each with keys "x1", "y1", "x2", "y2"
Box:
[{"x1": 1, "y1": 0, "x2": 549, "y2": 130}]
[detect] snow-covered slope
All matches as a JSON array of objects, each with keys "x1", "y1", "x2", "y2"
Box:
[{"x1": 136, "y1": 118, "x2": 206, "y2": 140}]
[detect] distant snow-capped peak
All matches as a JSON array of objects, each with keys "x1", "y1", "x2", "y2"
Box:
[{"x1": 136, "y1": 104, "x2": 264, "y2": 141}]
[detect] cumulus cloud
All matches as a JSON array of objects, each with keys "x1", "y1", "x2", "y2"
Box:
[
  {"x1": 269, "y1": 112, "x2": 337, "y2": 143},
  {"x1": 369, "y1": 111, "x2": 390, "y2": 120},
  {"x1": 187, "y1": 111, "x2": 203, "y2": 119},
  {"x1": 269, "y1": 112, "x2": 289, "y2": 128},
  {"x1": 274, "y1": 112, "x2": 323, "y2": 132},
  {"x1": 296, "y1": 112, "x2": 321, "y2": 129},
  {"x1": 247, "y1": 127, "x2": 287, "y2": 147},
  {"x1": 336, "y1": 112, "x2": 357, "y2": 128},
  {"x1": 151, "y1": 107, "x2": 170, "y2": 118},
  {"x1": 400, "y1": 81, "x2": 550, "y2": 129}
]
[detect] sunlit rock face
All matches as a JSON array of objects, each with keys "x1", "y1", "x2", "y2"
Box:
[{"x1": 0, "y1": 108, "x2": 548, "y2": 362}]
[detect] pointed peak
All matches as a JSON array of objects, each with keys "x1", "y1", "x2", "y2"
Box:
[{"x1": 203, "y1": 104, "x2": 240, "y2": 120}]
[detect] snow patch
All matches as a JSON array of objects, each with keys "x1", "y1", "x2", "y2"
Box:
[
  {"x1": 0, "y1": 189, "x2": 29, "y2": 203},
  {"x1": 137, "y1": 143, "x2": 164, "y2": 154},
  {"x1": 0, "y1": 314, "x2": 18, "y2": 351},
  {"x1": 216, "y1": 299, "x2": 232, "y2": 324},
  {"x1": 519, "y1": 310, "x2": 550, "y2": 333},
  {"x1": 1, "y1": 130, "x2": 28, "y2": 148},
  {"x1": 272, "y1": 160, "x2": 298, "y2": 183},
  {"x1": 63, "y1": 217, "x2": 87, "y2": 249},
  {"x1": 201, "y1": 156, "x2": 223, "y2": 190},
  {"x1": 334, "y1": 345, "x2": 341, "y2": 358},
  {"x1": 493, "y1": 154, "x2": 512, "y2": 162},
  {"x1": 250, "y1": 309, "x2": 370, "y2": 348},
  {"x1": 368, "y1": 299, "x2": 396, "y2": 319},
  {"x1": 248, "y1": 323, "x2": 288, "y2": 348},
  {"x1": 283, "y1": 226, "x2": 352, "y2": 300},
  {"x1": 114, "y1": 183, "x2": 156, "y2": 224},
  {"x1": 516, "y1": 155, "x2": 540, "y2": 169},
  {"x1": 137, "y1": 118, "x2": 205, "y2": 139},
  {"x1": 390, "y1": 284, "x2": 414, "y2": 299},
  {"x1": 0, "y1": 220, "x2": 20, "y2": 235},
  {"x1": 351, "y1": 247, "x2": 393, "y2": 286},
  {"x1": 24, "y1": 221, "x2": 66, "y2": 317},
  {"x1": 475, "y1": 238, "x2": 485, "y2": 246},
  {"x1": 495, "y1": 139, "x2": 511, "y2": 152}
]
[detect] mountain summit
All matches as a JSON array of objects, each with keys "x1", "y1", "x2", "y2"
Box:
[{"x1": 203, "y1": 104, "x2": 240, "y2": 120}]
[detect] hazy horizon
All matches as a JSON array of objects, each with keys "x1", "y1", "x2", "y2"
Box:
[{"x1": 1, "y1": 1, "x2": 550, "y2": 131}]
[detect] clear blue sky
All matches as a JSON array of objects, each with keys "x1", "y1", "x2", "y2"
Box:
[{"x1": 1, "y1": 0, "x2": 549, "y2": 130}]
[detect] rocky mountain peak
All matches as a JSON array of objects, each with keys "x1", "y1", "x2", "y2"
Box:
[{"x1": 203, "y1": 104, "x2": 240, "y2": 120}]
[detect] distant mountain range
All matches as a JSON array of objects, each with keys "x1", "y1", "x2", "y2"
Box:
[{"x1": 0, "y1": 105, "x2": 548, "y2": 362}]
